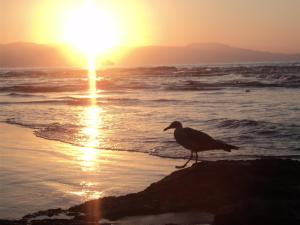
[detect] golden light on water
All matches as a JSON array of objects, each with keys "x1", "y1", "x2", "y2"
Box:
[
  {"x1": 77, "y1": 53, "x2": 101, "y2": 171},
  {"x1": 82, "y1": 105, "x2": 101, "y2": 149},
  {"x1": 73, "y1": 64, "x2": 103, "y2": 204},
  {"x1": 81, "y1": 59, "x2": 102, "y2": 170},
  {"x1": 73, "y1": 87, "x2": 103, "y2": 200}
]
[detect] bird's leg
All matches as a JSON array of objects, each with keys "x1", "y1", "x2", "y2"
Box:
[
  {"x1": 195, "y1": 152, "x2": 198, "y2": 163},
  {"x1": 176, "y1": 151, "x2": 193, "y2": 169}
]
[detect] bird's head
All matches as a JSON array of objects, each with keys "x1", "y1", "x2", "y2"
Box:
[{"x1": 163, "y1": 121, "x2": 183, "y2": 131}]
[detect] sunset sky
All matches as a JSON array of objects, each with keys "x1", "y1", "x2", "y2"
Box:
[{"x1": 1, "y1": 0, "x2": 300, "y2": 54}]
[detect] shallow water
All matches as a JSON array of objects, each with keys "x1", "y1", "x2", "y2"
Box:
[{"x1": 0, "y1": 124, "x2": 178, "y2": 219}]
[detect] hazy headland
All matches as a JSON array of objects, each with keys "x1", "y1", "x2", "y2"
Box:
[{"x1": 1, "y1": 42, "x2": 300, "y2": 68}]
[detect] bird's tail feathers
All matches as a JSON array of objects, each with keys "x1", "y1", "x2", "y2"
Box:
[{"x1": 215, "y1": 140, "x2": 239, "y2": 152}]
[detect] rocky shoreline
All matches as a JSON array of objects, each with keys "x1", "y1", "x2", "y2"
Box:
[{"x1": 1, "y1": 158, "x2": 300, "y2": 225}]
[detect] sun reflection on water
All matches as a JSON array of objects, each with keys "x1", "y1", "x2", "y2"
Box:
[
  {"x1": 82, "y1": 106, "x2": 101, "y2": 148},
  {"x1": 71, "y1": 58, "x2": 104, "y2": 201},
  {"x1": 70, "y1": 180, "x2": 103, "y2": 200},
  {"x1": 78, "y1": 58, "x2": 102, "y2": 171}
]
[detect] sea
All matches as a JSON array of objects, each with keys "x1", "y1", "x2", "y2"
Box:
[
  {"x1": 0, "y1": 62, "x2": 300, "y2": 218},
  {"x1": 1, "y1": 63, "x2": 300, "y2": 159}
]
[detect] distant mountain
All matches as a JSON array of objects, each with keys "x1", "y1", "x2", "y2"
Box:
[
  {"x1": 0, "y1": 42, "x2": 70, "y2": 67},
  {"x1": 120, "y1": 43, "x2": 300, "y2": 66},
  {"x1": 1, "y1": 42, "x2": 299, "y2": 67}
]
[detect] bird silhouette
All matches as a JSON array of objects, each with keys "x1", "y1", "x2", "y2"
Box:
[{"x1": 164, "y1": 121, "x2": 239, "y2": 168}]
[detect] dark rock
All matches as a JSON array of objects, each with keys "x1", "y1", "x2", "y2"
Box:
[
  {"x1": 30, "y1": 219, "x2": 79, "y2": 225},
  {"x1": 22, "y1": 208, "x2": 65, "y2": 220},
  {"x1": 213, "y1": 199, "x2": 300, "y2": 225},
  {"x1": 68, "y1": 159, "x2": 300, "y2": 221},
  {"x1": 0, "y1": 220, "x2": 26, "y2": 225},
  {"x1": 3, "y1": 159, "x2": 300, "y2": 225}
]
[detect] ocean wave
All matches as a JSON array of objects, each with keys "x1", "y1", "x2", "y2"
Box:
[
  {"x1": 152, "y1": 98, "x2": 184, "y2": 103},
  {"x1": 1, "y1": 66, "x2": 299, "y2": 94},
  {"x1": 4, "y1": 119, "x2": 139, "y2": 152},
  {"x1": 0, "y1": 99, "x2": 84, "y2": 106},
  {"x1": 33, "y1": 123, "x2": 83, "y2": 146},
  {"x1": 31, "y1": 122, "x2": 140, "y2": 152},
  {"x1": 0, "y1": 95, "x2": 185, "y2": 106},
  {"x1": 0, "y1": 71, "x2": 46, "y2": 78},
  {"x1": 164, "y1": 79, "x2": 300, "y2": 91},
  {"x1": 2, "y1": 80, "x2": 297, "y2": 94},
  {"x1": 0, "y1": 81, "x2": 156, "y2": 93},
  {"x1": 1, "y1": 64, "x2": 299, "y2": 78},
  {"x1": 215, "y1": 119, "x2": 262, "y2": 128},
  {"x1": 210, "y1": 118, "x2": 300, "y2": 141},
  {"x1": 5, "y1": 119, "x2": 88, "y2": 147},
  {"x1": 4, "y1": 115, "x2": 300, "y2": 162},
  {"x1": 0, "y1": 84, "x2": 86, "y2": 93},
  {"x1": 5, "y1": 118, "x2": 45, "y2": 129},
  {"x1": 7, "y1": 92, "x2": 46, "y2": 98},
  {"x1": 0, "y1": 69, "x2": 88, "y2": 78}
]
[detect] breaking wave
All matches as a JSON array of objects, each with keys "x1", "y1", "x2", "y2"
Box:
[
  {"x1": 1, "y1": 64, "x2": 300, "y2": 94},
  {"x1": 209, "y1": 118, "x2": 300, "y2": 141}
]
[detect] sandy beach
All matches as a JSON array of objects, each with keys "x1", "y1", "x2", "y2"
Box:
[{"x1": 0, "y1": 123, "x2": 181, "y2": 219}]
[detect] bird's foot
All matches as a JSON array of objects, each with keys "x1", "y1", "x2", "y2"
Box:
[{"x1": 175, "y1": 164, "x2": 188, "y2": 169}]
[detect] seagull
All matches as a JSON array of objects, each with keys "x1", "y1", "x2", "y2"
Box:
[{"x1": 164, "y1": 121, "x2": 239, "y2": 168}]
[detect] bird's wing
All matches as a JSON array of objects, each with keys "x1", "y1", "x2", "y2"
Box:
[{"x1": 176, "y1": 127, "x2": 216, "y2": 150}]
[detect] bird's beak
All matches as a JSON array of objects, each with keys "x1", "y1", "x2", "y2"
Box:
[{"x1": 163, "y1": 125, "x2": 171, "y2": 131}]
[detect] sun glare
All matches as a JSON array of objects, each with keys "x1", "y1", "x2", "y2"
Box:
[
  {"x1": 63, "y1": 2, "x2": 120, "y2": 59},
  {"x1": 31, "y1": 0, "x2": 152, "y2": 67}
]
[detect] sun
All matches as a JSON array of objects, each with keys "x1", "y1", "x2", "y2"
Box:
[
  {"x1": 32, "y1": 0, "x2": 152, "y2": 67},
  {"x1": 63, "y1": 2, "x2": 120, "y2": 59}
]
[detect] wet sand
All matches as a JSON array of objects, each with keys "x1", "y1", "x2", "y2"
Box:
[{"x1": 0, "y1": 123, "x2": 182, "y2": 219}]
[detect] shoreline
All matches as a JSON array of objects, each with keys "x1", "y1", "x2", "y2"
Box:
[
  {"x1": 0, "y1": 123, "x2": 182, "y2": 219},
  {"x1": 1, "y1": 122, "x2": 300, "y2": 224},
  {"x1": 4, "y1": 120, "x2": 300, "y2": 162}
]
